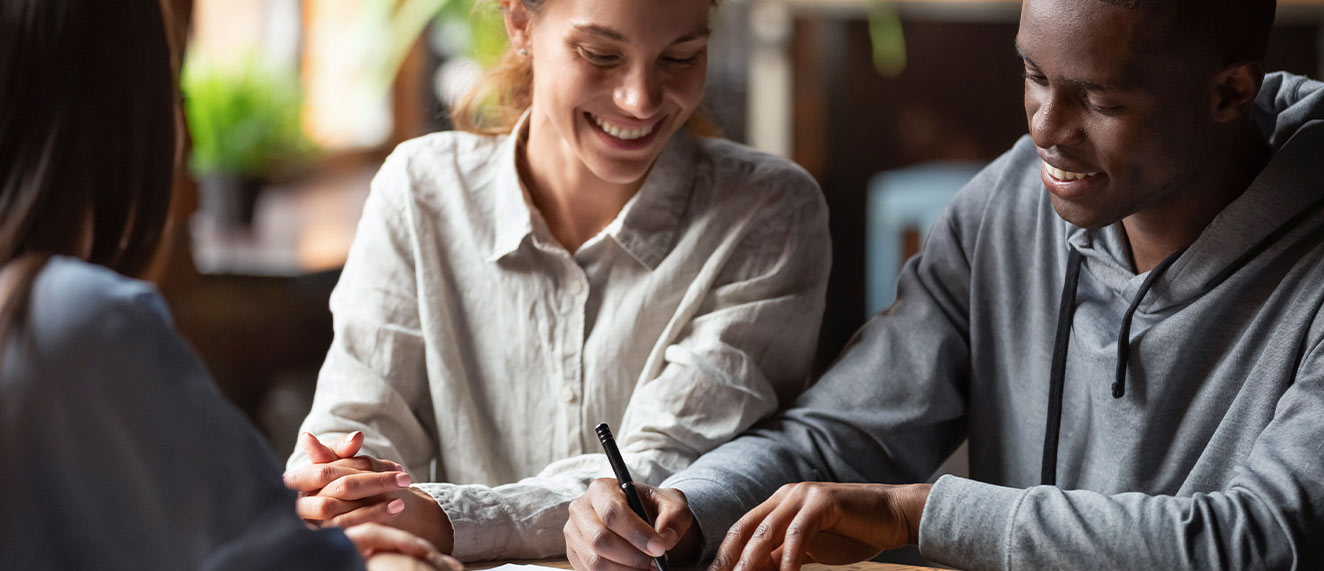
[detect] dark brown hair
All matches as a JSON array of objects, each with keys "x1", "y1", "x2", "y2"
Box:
[
  {"x1": 0, "y1": 0, "x2": 176, "y2": 357},
  {"x1": 452, "y1": 0, "x2": 722, "y2": 137}
]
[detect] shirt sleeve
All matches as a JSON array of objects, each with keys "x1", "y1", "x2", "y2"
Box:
[
  {"x1": 417, "y1": 178, "x2": 834, "y2": 561},
  {"x1": 3, "y1": 268, "x2": 362, "y2": 570},
  {"x1": 916, "y1": 338, "x2": 1324, "y2": 570},
  {"x1": 287, "y1": 151, "x2": 437, "y2": 479},
  {"x1": 661, "y1": 159, "x2": 994, "y2": 561}
]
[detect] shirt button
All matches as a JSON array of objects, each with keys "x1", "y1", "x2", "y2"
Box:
[{"x1": 561, "y1": 385, "x2": 578, "y2": 403}]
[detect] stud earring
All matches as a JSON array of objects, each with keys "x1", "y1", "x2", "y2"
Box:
[{"x1": 519, "y1": 48, "x2": 528, "y2": 56}]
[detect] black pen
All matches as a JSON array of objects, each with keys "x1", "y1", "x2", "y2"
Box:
[{"x1": 595, "y1": 422, "x2": 670, "y2": 571}]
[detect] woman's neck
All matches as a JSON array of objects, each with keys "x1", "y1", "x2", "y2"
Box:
[{"x1": 517, "y1": 113, "x2": 643, "y2": 253}]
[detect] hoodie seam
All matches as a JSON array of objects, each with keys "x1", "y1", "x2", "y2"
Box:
[{"x1": 1002, "y1": 488, "x2": 1030, "y2": 571}]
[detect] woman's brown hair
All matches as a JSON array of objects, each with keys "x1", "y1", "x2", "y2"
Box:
[
  {"x1": 451, "y1": 0, "x2": 722, "y2": 138},
  {"x1": 0, "y1": 0, "x2": 176, "y2": 358}
]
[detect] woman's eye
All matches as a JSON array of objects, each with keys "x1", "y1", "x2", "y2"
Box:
[
  {"x1": 577, "y1": 47, "x2": 619, "y2": 66},
  {"x1": 1021, "y1": 69, "x2": 1048, "y2": 86}
]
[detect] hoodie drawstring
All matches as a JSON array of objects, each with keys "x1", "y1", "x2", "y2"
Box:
[{"x1": 1041, "y1": 246, "x2": 1186, "y2": 485}]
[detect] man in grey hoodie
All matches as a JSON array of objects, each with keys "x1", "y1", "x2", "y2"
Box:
[{"x1": 563, "y1": 0, "x2": 1324, "y2": 569}]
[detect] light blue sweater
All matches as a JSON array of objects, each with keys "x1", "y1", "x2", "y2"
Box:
[
  {"x1": 0, "y1": 257, "x2": 361, "y2": 570},
  {"x1": 665, "y1": 72, "x2": 1324, "y2": 570}
]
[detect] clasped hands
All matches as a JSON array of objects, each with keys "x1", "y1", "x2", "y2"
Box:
[
  {"x1": 284, "y1": 431, "x2": 456, "y2": 565},
  {"x1": 564, "y1": 479, "x2": 932, "y2": 571}
]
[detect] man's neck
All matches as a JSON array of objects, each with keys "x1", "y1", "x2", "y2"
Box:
[{"x1": 1122, "y1": 128, "x2": 1270, "y2": 273}]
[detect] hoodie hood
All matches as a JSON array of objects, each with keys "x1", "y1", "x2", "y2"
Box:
[{"x1": 1066, "y1": 72, "x2": 1324, "y2": 313}]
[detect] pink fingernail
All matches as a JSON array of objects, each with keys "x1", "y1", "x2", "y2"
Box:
[
  {"x1": 344, "y1": 431, "x2": 361, "y2": 444},
  {"x1": 387, "y1": 499, "x2": 406, "y2": 515},
  {"x1": 396, "y1": 473, "x2": 412, "y2": 487}
]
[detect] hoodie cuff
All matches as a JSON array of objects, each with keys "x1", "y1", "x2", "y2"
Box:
[
  {"x1": 414, "y1": 482, "x2": 514, "y2": 562},
  {"x1": 918, "y1": 475, "x2": 1027, "y2": 571},
  {"x1": 666, "y1": 476, "x2": 749, "y2": 564}
]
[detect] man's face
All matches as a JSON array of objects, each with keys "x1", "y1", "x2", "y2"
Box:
[{"x1": 1017, "y1": 0, "x2": 1216, "y2": 229}]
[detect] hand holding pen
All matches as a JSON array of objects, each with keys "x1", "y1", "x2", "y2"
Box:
[{"x1": 563, "y1": 423, "x2": 702, "y2": 571}]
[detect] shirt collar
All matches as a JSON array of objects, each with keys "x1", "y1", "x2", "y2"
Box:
[
  {"x1": 489, "y1": 111, "x2": 537, "y2": 261},
  {"x1": 489, "y1": 113, "x2": 699, "y2": 270}
]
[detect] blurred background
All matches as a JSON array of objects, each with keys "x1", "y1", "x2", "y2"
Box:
[{"x1": 156, "y1": 0, "x2": 1324, "y2": 474}]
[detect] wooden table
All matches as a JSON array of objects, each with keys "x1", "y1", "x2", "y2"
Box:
[{"x1": 471, "y1": 560, "x2": 941, "y2": 571}]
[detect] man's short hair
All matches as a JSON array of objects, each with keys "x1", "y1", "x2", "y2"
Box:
[{"x1": 1099, "y1": 0, "x2": 1277, "y2": 65}]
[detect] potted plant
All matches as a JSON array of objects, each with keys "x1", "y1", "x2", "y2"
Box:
[{"x1": 183, "y1": 58, "x2": 313, "y2": 228}]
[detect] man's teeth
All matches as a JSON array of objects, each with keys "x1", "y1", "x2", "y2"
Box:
[
  {"x1": 1045, "y1": 162, "x2": 1100, "y2": 181},
  {"x1": 591, "y1": 114, "x2": 655, "y2": 141}
]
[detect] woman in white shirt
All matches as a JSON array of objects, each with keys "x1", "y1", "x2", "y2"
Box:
[{"x1": 285, "y1": 0, "x2": 832, "y2": 560}]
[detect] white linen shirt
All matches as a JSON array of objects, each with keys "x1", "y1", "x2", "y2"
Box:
[{"x1": 288, "y1": 118, "x2": 831, "y2": 561}]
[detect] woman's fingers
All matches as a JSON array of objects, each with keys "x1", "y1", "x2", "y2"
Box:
[
  {"x1": 320, "y1": 471, "x2": 413, "y2": 501},
  {"x1": 327, "y1": 496, "x2": 408, "y2": 528},
  {"x1": 297, "y1": 495, "x2": 372, "y2": 521},
  {"x1": 301, "y1": 431, "x2": 343, "y2": 464}
]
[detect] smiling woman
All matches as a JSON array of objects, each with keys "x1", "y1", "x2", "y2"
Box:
[{"x1": 285, "y1": 0, "x2": 834, "y2": 563}]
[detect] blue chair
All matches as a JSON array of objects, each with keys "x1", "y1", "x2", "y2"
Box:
[{"x1": 866, "y1": 162, "x2": 984, "y2": 316}]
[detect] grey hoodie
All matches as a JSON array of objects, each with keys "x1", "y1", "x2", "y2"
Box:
[{"x1": 664, "y1": 72, "x2": 1324, "y2": 570}]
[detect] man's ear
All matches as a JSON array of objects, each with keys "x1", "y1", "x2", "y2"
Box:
[
  {"x1": 1212, "y1": 62, "x2": 1263, "y2": 123},
  {"x1": 502, "y1": 0, "x2": 532, "y2": 55}
]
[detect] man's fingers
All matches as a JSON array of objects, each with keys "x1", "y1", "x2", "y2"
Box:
[
  {"x1": 570, "y1": 494, "x2": 655, "y2": 569},
  {"x1": 322, "y1": 471, "x2": 414, "y2": 501},
  {"x1": 643, "y1": 487, "x2": 692, "y2": 550},
  {"x1": 297, "y1": 495, "x2": 369, "y2": 521},
  {"x1": 736, "y1": 502, "x2": 800, "y2": 571},
  {"x1": 565, "y1": 514, "x2": 653, "y2": 571},
  {"x1": 588, "y1": 479, "x2": 667, "y2": 557},
  {"x1": 778, "y1": 511, "x2": 821, "y2": 571},
  {"x1": 710, "y1": 500, "x2": 778, "y2": 571},
  {"x1": 327, "y1": 497, "x2": 408, "y2": 529}
]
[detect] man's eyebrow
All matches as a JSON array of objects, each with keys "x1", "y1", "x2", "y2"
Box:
[
  {"x1": 574, "y1": 24, "x2": 627, "y2": 41},
  {"x1": 1015, "y1": 41, "x2": 1122, "y2": 92}
]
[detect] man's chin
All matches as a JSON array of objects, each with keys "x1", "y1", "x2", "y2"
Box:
[{"x1": 1049, "y1": 196, "x2": 1120, "y2": 231}]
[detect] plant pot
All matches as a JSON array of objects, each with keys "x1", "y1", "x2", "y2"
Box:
[{"x1": 198, "y1": 173, "x2": 265, "y2": 228}]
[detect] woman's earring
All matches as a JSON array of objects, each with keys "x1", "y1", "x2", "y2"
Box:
[{"x1": 519, "y1": 48, "x2": 529, "y2": 56}]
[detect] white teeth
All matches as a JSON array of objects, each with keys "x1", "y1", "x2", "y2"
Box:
[
  {"x1": 590, "y1": 113, "x2": 654, "y2": 141},
  {"x1": 1044, "y1": 162, "x2": 1100, "y2": 181}
]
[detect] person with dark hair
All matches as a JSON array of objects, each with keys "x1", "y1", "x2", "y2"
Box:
[
  {"x1": 0, "y1": 0, "x2": 459, "y2": 569},
  {"x1": 282, "y1": 0, "x2": 830, "y2": 562},
  {"x1": 566, "y1": 0, "x2": 1324, "y2": 569}
]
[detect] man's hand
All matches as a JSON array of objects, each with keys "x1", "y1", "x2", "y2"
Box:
[
  {"x1": 710, "y1": 482, "x2": 931, "y2": 571},
  {"x1": 565, "y1": 478, "x2": 701, "y2": 571},
  {"x1": 286, "y1": 432, "x2": 455, "y2": 554},
  {"x1": 345, "y1": 523, "x2": 462, "y2": 571}
]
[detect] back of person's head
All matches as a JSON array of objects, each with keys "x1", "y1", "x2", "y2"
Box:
[{"x1": 0, "y1": 0, "x2": 175, "y2": 349}]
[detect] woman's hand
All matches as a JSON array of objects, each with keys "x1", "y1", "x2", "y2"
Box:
[
  {"x1": 709, "y1": 482, "x2": 932, "y2": 571},
  {"x1": 565, "y1": 478, "x2": 702, "y2": 571},
  {"x1": 345, "y1": 522, "x2": 462, "y2": 571},
  {"x1": 286, "y1": 432, "x2": 455, "y2": 553}
]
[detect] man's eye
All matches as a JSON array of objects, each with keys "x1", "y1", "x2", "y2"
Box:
[
  {"x1": 663, "y1": 55, "x2": 699, "y2": 66},
  {"x1": 577, "y1": 47, "x2": 619, "y2": 66}
]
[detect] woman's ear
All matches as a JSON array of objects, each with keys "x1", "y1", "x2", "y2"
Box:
[{"x1": 502, "y1": 0, "x2": 532, "y2": 56}]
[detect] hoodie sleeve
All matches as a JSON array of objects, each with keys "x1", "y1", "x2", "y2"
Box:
[
  {"x1": 663, "y1": 147, "x2": 1007, "y2": 560},
  {"x1": 918, "y1": 335, "x2": 1324, "y2": 570}
]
